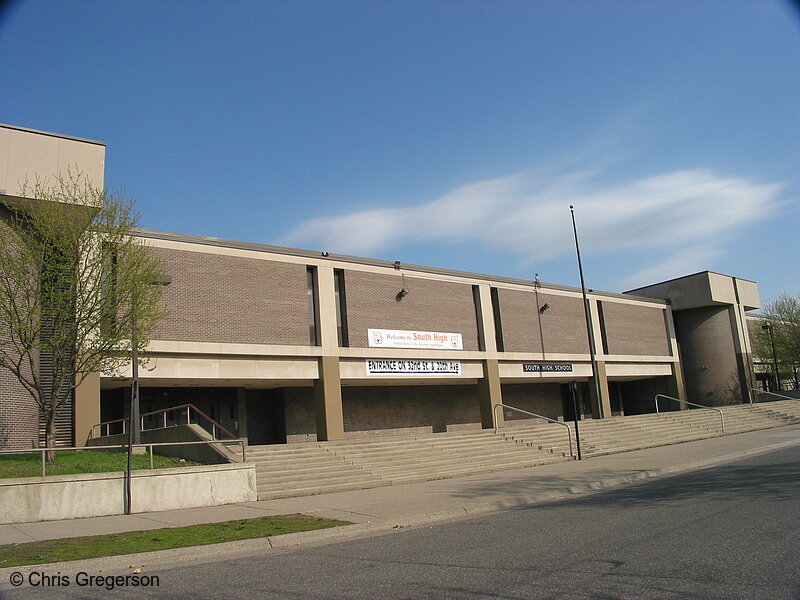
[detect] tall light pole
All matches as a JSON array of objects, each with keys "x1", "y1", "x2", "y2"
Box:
[
  {"x1": 761, "y1": 323, "x2": 781, "y2": 391},
  {"x1": 125, "y1": 274, "x2": 171, "y2": 515},
  {"x1": 570, "y1": 206, "x2": 603, "y2": 418},
  {"x1": 569, "y1": 380, "x2": 583, "y2": 460},
  {"x1": 125, "y1": 313, "x2": 139, "y2": 515}
]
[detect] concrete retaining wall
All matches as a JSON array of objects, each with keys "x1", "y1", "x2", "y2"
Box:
[
  {"x1": 86, "y1": 424, "x2": 241, "y2": 464},
  {"x1": 0, "y1": 463, "x2": 256, "y2": 524}
]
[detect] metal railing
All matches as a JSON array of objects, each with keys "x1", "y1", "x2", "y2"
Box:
[
  {"x1": 0, "y1": 439, "x2": 247, "y2": 477},
  {"x1": 655, "y1": 394, "x2": 725, "y2": 432},
  {"x1": 493, "y1": 403, "x2": 574, "y2": 458},
  {"x1": 751, "y1": 388, "x2": 800, "y2": 403},
  {"x1": 90, "y1": 403, "x2": 236, "y2": 440}
]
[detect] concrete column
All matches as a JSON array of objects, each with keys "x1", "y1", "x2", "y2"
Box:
[
  {"x1": 236, "y1": 388, "x2": 248, "y2": 442},
  {"x1": 590, "y1": 298, "x2": 606, "y2": 360},
  {"x1": 479, "y1": 359, "x2": 504, "y2": 428},
  {"x1": 666, "y1": 363, "x2": 689, "y2": 410},
  {"x1": 588, "y1": 360, "x2": 612, "y2": 419},
  {"x1": 314, "y1": 355, "x2": 345, "y2": 441},
  {"x1": 663, "y1": 308, "x2": 688, "y2": 408},
  {"x1": 316, "y1": 266, "x2": 340, "y2": 349},
  {"x1": 476, "y1": 284, "x2": 498, "y2": 353},
  {"x1": 728, "y1": 304, "x2": 756, "y2": 403},
  {"x1": 74, "y1": 372, "x2": 100, "y2": 446}
]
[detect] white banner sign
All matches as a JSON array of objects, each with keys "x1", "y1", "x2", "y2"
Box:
[
  {"x1": 368, "y1": 328, "x2": 463, "y2": 350},
  {"x1": 366, "y1": 359, "x2": 462, "y2": 376}
]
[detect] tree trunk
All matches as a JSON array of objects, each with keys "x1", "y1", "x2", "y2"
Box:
[{"x1": 45, "y1": 416, "x2": 57, "y2": 462}]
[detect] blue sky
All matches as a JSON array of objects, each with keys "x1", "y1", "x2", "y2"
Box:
[{"x1": 1, "y1": 0, "x2": 798, "y2": 302}]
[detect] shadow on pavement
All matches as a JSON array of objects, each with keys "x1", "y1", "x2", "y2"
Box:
[{"x1": 449, "y1": 449, "x2": 800, "y2": 510}]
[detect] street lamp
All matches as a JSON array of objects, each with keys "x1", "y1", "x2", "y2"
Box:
[
  {"x1": 761, "y1": 323, "x2": 781, "y2": 392},
  {"x1": 125, "y1": 274, "x2": 171, "y2": 515},
  {"x1": 569, "y1": 380, "x2": 583, "y2": 460},
  {"x1": 570, "y1": 206, "x2": 604, "y2": 418}
]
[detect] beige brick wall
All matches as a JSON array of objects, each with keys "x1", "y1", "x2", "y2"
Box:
[
  {"x1": 0, "y1": 212, "x2": 40, "y2": 449},
  {"x1": 283, "y1": 388, "x2": 317, "y2": 442},
  {"x1": 283, "y1": 383, "x2": 571, "y2": 442},
  {"x1": 674, "y1": 306, "x2": 742, "y2": 405},
  {"x1": 500, "y1": 383, "x2": 564, "y2": 422},
  {"x1": 343, "y1": 271, "x2": 480, "y2": 350},
  {"x1": 284, "y1": 385, "x2": 484, "y2": 442},
  {"x1": 0, "y1": 367, "x2": 39, "y2": 449},
  {"x1": 498, "y1": 289, "x2": 588, "y2": 354},
  {"x1": 600, "y1": 302, "x2": 671, "y2": 356},
  {"x1": 152, "y1": 248, "x2": 310, "y2": 345}
]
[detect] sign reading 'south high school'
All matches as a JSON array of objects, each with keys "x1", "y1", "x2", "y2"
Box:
[
  {"x1": 368, "y1": 328, "x2": 463, "y2": 350},
  {"x1": 523, "y1": 363, "x2": 574, "y2": 372},
  {"x1": 366, "y1": 360, "x2": 462, "y2": 376}
]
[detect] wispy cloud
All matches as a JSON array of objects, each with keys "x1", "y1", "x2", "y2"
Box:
[
  {"x1": 282, "y1": 167, "x2": 784, "y2": 283},
  {"x1": 622, "y1": 244, "x2": 726, "y2": 290}
]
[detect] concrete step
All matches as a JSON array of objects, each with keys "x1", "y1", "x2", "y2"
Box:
[
  {"x1": 258, "y1": 479, "x2": 391, "y2": 500},
  {"x1": 258, "y1": 470, "x2": 379, "y2": 488},
  {"x1": 247, "y1": 405, "x2": 797, "y2": 500},
  {"x1": 254, "y1": 462, "x2": 366, "y2": 478}
]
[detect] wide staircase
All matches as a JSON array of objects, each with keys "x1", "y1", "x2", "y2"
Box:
[
  {"x1": 249, "y1": 399, "x2": 800, "y2": 500},
  {"x1": 505, "y1": 399, "x2": 800, "y2": 458},
  {"x1": 251, "y1": 429, "x2": 571, "y2": 499}
]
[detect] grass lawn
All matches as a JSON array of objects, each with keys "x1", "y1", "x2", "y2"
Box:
[
  {"x1": 0, "y1": 515, "x2": 349, "y2": 567},
  {"x1": 0, "y1": 450, "x2": 198, "y2": 479}
]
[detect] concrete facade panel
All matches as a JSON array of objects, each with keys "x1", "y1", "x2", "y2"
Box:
[
  {"x1": 0, "y1": 125, "x2": 105, "y2": 198},
  {"x1": 605, "y1": 363, "x2": 673, "y2": 377},
  {"x1": 735, "y1": 279, "x2": 760, "y2": 310}
]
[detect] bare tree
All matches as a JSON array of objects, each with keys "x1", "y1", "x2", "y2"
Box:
[{"x1": 0, "y1": 173, "x2": 166, "y2": 455}]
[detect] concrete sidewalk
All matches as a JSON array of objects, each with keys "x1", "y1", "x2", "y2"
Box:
[{"x1": 2, "y1": 424, "x2": 799, "y2": 569}]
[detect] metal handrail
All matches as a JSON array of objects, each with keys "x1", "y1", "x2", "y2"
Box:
[
  {"x1": 493, "y1": 403, "x2": 574, "y2": 458},
  {"x1": 0, "y1": 439, "x2": 247, "y2": 477},
  {"x1": 751, "y1": 388, "x2": 799, "y2": 403},
  {"x1": 655, "y1": 394, "x2": 725, "y2": 432},
  {"x1": 90, "y1": 403, "x2": 236, "y2": 440}
]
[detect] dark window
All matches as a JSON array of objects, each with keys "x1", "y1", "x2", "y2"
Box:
[
  {"x1": 307, "y1": 267, "x2": 320, "y2": 345},
  {"x1": 490, "y1": 287, "x2": 504, "y2": 352},
  {"x1": 597, "y1": 301, "x2": 609, "y2": 355},
  {"x1": 472, "y1": 285, "x2": 486, "y2": 351},
  {"x1": 334, "y1": 269, "x2": 349, "y2": 347},
  {"x1": 100, "y1": 243, "x2": 118, "y2": 337}
]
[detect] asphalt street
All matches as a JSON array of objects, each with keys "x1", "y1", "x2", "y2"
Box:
[{"x1": 4, "y1": 444, "x2": 800, "y2": 600}]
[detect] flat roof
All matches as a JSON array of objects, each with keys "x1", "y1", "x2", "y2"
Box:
[
  {"x1": 135, "y1": 227, "x2": 668, "y2": 305},
  {"x1": 624, "y1": 270, "x2": 757, "y2": 294},
  {"x1": 0, "y1": 123, "x2": 106, "y2": 147}
]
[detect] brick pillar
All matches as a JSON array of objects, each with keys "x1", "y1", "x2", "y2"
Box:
[
  {"x1": 479, "y1": 359, "x2": 503, "y2": 428},
  {"x1": 314, "y1": 355, "x2": 345, "y2": 441}
]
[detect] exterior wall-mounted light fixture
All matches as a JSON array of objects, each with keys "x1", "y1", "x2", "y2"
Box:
[{"x1": 396, "y1": 272, "x2": 409, "y2": 300}]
